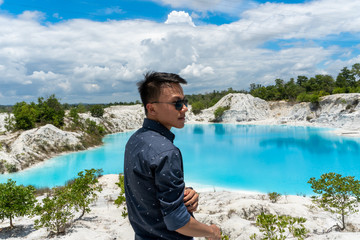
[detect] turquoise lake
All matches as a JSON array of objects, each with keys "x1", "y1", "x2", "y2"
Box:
[{"x1": 1, "y1": 124, "x2": 360, "y2": 195}]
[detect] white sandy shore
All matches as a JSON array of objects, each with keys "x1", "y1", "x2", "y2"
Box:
[{"x1": 1, "y1": 174, "x2": 360, "y2": 240}]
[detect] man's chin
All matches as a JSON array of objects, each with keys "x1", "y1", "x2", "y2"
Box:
[{"x1": 174, "y1": 122, "x2": 185, "y2": 129}]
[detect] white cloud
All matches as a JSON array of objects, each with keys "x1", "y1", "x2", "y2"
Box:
[
  {"x1": 236, "y1": 0, "x2": 360, "y2": 41},
  {"x1": 18, "y1": 10, "x2": 45, "y2": 21},
  {"x1": 0, "y1": 1, "x2": 360, "y2": 104},
  {"x1": 154, "y1": 0, "x2": 255, "y2": 16},
  {"x1": 180, "y1": 63, "x2": 214, "y2": 77},
  {"x1": 83, "y1": 83, "x2": 101, "y2": 93},
  {"x1": 165, "y1": 11, "x2": 195, "y2": 27}
]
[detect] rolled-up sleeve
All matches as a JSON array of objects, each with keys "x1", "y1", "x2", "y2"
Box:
[{"x1": 154, "y1": 149, "x2": 191, "y2": 231}]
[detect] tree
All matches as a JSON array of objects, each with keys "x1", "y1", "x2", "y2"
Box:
[
  {"x1": 0, "y1": 179, "x2": 37, "y2": 228},
  {"x1": 12, "y1": 101, "x2": 38, "y2": 130},
  {"x1": 296, "y1": 75, "x2": 308, "y2": 87},
  {"x1": 90, "y1": 104, "x2": 105, "y2": 118},
  {"x1": 284, "y1": 78, "x2": 304, "y2": 101},
  {"x1": 275, "y1": 78, "x2": 285, "y2": 100},
  {"x1": 351, "y1": 63, "x2": 360, "y2": 80},
  {"x1": 308, "y1": 172, "x2": 360, "y2": 231},
  {"x1": 34, "y1": 169, "x2": 104, "y2": 235},
  {"x1": 34, "y1": 186, "x2": 74, "y2": 235},
  {"x1": 67, "y1": 168, "x2": 103, "y2": 219},
  {"x1": 37, "y1": 94, "x2": 65, "y2": 128},
  {"x1": 336, "y1": 67, "x2": 356, "y2": 89}
]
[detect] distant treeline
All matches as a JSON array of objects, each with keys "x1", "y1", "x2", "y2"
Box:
[
  {"x1": 249, "y1": 63, "x2": 360, "y2": 103},
  {"x1": 187, "y1": 63, "x2": 360, "y2": 114},
  {"x1": 1, "y1": 63, "x2": 359, "y2": 116},
  {"x1": 0, "y1": 100, "x2": 141, "y2": 113}
]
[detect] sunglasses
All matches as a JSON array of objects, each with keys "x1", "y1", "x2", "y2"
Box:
[{"x1": 151, "y1": 98, "x2": 188, "y2": 111}]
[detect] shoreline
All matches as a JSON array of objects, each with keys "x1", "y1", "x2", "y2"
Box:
[{"x1": 2, "y1": 174, "x2": 360, "y2": 240}]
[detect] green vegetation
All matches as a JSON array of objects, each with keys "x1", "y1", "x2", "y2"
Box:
[
  {"x1": 10, "y1": 94, "x2": 65, "y2": 130},
  {"x1": 90, "y1": 104, "x2": 105, "y2": 118},
  {"x1": 0, "y1": 179, "x2": 37, "y2": 228},
  {"x1": 250, "y1": 63, "x2": 360, "y2": 103},
  {"x1": 185, "y1": 63, "x2": 360, "y2": 115},
  {"x1": 3, "y1": 95, "x2": 139, "y2": 132},
  {"x1": 213, "y1": 105, "x2": 230, "y2": 121},
  {"x1": 186, "y1": 88, "x2": 245, "y2": 114},
  {"x1": 67, "y1": 169, "x2": 103, "y2": 220},
  {"x1": 37, "y1": 95, "x2": 65, "y2": 128},
  {"x1": 268, "y1": 192, "x2": 282, "y2": 203},
  {"x1": 2, "y1": 169, "x2": 360, "y2": 238},
  {"x1": 4, "y1": 163, "x2": 18, "y2": 173},
  {"x1": 34, "y1": 186, "x2": 74, "y2": 235},
  {"x1": 114, "y1": 173, "x2": 128, "y2": 218},
  {"x1": 308, "y1": 172, "x2": 360, "y2": 231},
  {"x1": 250, "y1": 213, "x2": 308, "y2": 240},
  {"x1": 222, "y1": 234, "x2": 230, "y2": 240},
  {"x1": 33, "y1": 168, "x2": 103, "y2": 235}
]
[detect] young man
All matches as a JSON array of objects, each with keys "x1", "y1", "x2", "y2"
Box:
[{"x1": 124, "y1": 72, "x2": 221, "y2": 240}]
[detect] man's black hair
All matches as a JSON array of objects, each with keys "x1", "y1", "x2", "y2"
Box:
[{"x1": 137, "y1": 71, "x2": 187, "y2": 115}]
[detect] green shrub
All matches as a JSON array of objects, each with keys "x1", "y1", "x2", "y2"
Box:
[
  {"x1": 34, "y1": 186, "x2": 74, "y2": 235},
  {"x1": 85, "y1": 119, "x2": 106, "y2": 136},
  {"x1": 115, "y1": 173, "x2": 128, "y2": 218},
  {"x1": 191, "y1": 101, "x2": 205, "y2": 115},
  {"x1": 69, "y1": 107, "x2": 80, "y2": 123},
  {"x1": 36, "y1": 95, "x2": 65, "y2": 128},
  {"x1": 250, "y1": 213, "x2": 308, "y2": 240},
  {"x1": 4, "y1": 113, "x2": 16, "y2": 132},
  {"x1": 268, "y1": 192, "x2": 282, "y2": 203},
  {"x1": 12, "y1": 101, "x2": 38, "y2": 130},
  {"x1": 0, "y1": 159, "x2": 5, "y2": 174},
  {"x1": 90, "y1": 105, "x2": 105, "y2": 118},
  {"x1": 0, "y1": 179, "x2": 37, "y2": 228},
  {"x1": 214, "y1": 106, "x2": 230, "y2": 120},
  {"x1": 67, "y1": 169, "x2": 103, "y2": 219},
  {"x1": 308, "y1": 172, "x2": 360, "y2": 231},
  {"x1": 5, "y1": 163, "x2": 18, "y2": 173},
  {"x1": 34, "y1": 168, "x2": 103, "y2": 235}
]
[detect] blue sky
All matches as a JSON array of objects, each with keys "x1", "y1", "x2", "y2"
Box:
[{"x1": 0, "y1": 0, "x2": 359, "y2": 104}]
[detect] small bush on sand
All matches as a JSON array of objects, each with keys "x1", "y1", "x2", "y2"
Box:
[
  {"x1": 268, "y1": 192, "x2": 282, "y2": 203},
  {"x1": 308, "y1": 172, "x2": 360, "y2": 231},
  {"x1": 115, "y1": 173, "x2": 128, "y2": 218},
  {"x1": 250, "y1": 212, "x2": 308, "y2": 240}
]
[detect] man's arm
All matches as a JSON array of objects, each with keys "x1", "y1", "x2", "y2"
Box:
[{"x1": 176, "y1": 216, "x2": 221, "y2": 240}]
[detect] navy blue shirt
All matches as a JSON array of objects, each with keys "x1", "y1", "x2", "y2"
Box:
[{"x1": 124, "y1": 118, "x2": 193, "y2": 240}]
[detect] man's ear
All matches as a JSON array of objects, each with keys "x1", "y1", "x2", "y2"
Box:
[{"x1": 146, "y1": 103, "x2": 156, "y2": 116}]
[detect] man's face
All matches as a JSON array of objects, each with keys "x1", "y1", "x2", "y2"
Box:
[{"x1": 147, "y1": 83, "x2": 188, "y2": 130}]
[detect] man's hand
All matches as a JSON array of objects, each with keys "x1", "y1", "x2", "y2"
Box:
[
  {"x1": 184, "y1": 187, "x2": 199, "y2": 213},
  {"x1": 208, "y1": 224, "x2": 221, "y2": 240}
]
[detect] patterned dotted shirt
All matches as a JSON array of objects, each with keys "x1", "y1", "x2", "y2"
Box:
[{"x1": 124, "y1": 118, "x2": 193, "y2": 240}]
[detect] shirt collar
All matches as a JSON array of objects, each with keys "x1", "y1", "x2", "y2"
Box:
[{"x1": 143, "y1": 118, "x2": 175, "y2": 142}]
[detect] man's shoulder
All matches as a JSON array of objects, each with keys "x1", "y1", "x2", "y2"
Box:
[{"x1": 130, "y1": 128, "x2": 177, "y2": 154}]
